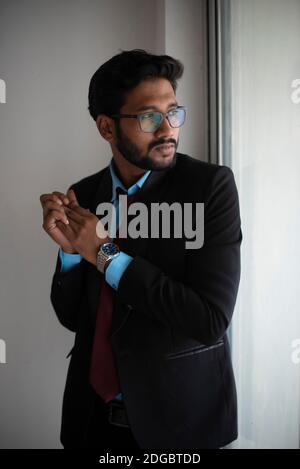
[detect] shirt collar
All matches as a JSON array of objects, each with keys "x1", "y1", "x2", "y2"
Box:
[{"x1": 109, "y1": 158, "x2": 151, "y2": 202}]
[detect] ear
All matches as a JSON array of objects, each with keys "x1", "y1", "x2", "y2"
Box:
[{"x1": 96, "y1": 114, "x2": 115, "y2": 143}]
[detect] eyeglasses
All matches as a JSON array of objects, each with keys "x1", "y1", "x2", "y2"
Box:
[{"x1": 110, "y1": 106, "x2": 187, "y2": 133}]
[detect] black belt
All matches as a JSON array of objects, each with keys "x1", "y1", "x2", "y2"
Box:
[{"x1": 107, "y1": 400, "x2": 130, "y2": 428}]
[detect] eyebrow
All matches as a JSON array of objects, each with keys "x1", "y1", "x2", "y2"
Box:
[{"x1": 135, "y1": 102, "x2": 178, "y2": 112}]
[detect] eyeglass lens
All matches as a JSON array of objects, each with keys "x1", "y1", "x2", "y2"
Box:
[{"x1": 140, "y1": 108, "x2": 185, "y2": 132}]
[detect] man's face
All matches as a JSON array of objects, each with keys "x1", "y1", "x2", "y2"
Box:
[{"x1": 112, "y1": 78, "x2": 181, "y2": 171}]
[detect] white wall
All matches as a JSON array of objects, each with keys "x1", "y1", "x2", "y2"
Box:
[
  {"x1": 165, "y1": 0, "x2": 208, "y2": 161},
  {"x1": 229, "y1": 0, "x2": 300, "y2": 449},
  {"x1": 0, "y1": 0, "x2": 207, "y2": 448}
]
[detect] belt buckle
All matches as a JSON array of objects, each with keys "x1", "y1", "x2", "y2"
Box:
[{"x1": 108, "y1": 401, "x2": 130, "y2": 428}]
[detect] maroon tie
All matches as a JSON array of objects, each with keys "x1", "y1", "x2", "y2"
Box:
[{"x1": 89, "y1": 190, "x2": 136, "y2": 402}]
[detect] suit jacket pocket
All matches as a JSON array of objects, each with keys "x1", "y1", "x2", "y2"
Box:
[{"x1": 165, "y1": 340, "x2": 224, "y2": 360}]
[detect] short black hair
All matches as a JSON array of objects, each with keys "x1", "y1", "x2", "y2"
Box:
[{"x1": 88, "y1": 49, "x2": 184, "y2": 121}]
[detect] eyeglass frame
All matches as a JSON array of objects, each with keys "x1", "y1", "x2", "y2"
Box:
[{"x1": 109, "y1": 105, "x2": 187, "y2": 133}]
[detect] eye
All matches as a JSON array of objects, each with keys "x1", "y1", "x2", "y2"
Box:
[{"x1": 141, "y1": 112, "x2": 154, "y2": 119}]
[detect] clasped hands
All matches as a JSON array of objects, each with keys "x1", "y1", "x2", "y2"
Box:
[{"x1": 40, "y1": 188, "x2": 109, "y2": 267}]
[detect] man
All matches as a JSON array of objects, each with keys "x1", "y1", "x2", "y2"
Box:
[{"x1": 40, "y1": 49, "x2": 242, "y2": 449}]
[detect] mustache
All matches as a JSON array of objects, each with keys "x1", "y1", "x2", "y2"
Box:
[{"x1": 150, "y1": 139, "x2": 177, "y2": 151}]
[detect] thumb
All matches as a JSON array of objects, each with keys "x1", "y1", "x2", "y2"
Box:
[{"x1": 67, "y1": 188, "x2": 79, "y2": 206}]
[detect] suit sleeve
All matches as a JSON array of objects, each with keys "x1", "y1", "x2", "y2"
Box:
[
  {"x1": 117, "y1": 166, "x2": 242, "y2": 345},
  {"x1": 49, "y1": 184, "x2": 85, "y2": 333},
  {"x1": 50, "y1": 250, "x2": 85, "y2": 332}
]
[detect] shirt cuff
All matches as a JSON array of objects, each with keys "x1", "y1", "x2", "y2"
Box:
[
  {"x1": 59, "y1": 248, "x2": 83, "y2": 273},
  {"x1": 105, "y1": 251, "x2": 133, "y2": 290}
]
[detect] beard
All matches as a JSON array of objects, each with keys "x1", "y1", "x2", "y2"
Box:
[{"x1": 115, "y1": 122, "x2": 178, "y2": 171}]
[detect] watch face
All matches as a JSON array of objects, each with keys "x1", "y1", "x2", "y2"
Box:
[{"x1": 102, "y1": 243, "x2": 119, "y2": 256}]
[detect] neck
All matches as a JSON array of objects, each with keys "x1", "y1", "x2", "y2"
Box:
[{"x1": 112, "y1": 153, "x2": 147, "y2": 188}]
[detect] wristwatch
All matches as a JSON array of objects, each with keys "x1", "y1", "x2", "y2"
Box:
[{"x1": 96, "y1": 242, "x2": 120, "y2": 274}]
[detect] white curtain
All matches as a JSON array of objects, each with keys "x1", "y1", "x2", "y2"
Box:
[{"x1": 227, "y1": 0, "x2": 300, "y2": 449}]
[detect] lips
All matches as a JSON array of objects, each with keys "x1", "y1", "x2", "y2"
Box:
[{"x1": 153, "y1": 144, "x2": 174, "y2": 152}]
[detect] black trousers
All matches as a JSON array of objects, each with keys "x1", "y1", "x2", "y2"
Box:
[{"x1": 86, "y1": 395, "x2": 140, "y2": 449}]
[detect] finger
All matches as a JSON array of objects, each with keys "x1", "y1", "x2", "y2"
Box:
[
  {"x1": 64, "y1": 215, "x2": 81, "y2": 233},
  {"x1": 56, "y1": 220, "x2": 76, "y2": 239},
  {"x1": 66, "y1": 204, "x2": 91, "y2": 216},
  {"x1": 52, "y1": 191, "x2": 70, "y2": 205},
  {"x1": 40, "y1": 193, "x2": 64, "y2": 208},
  {"x1": 43, "y1": 209, "x2": 69, "y2": 230},
  {"x1": 42, "y1": 201, "x2": 66, "y2": 217},
  {"x1": 65, "y1": 207, "x2": 86, "y2": 224},
  {"x1": 67, "y1": 188, "x2": 79, "y2": 207},
  {"x1": 56, "y1": 219, "x2": 73, "y2": 232}
]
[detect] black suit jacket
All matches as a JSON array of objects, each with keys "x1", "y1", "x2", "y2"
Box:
[{"x1": 50, "y1": 153, "x2": 242, "y2": 449}]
